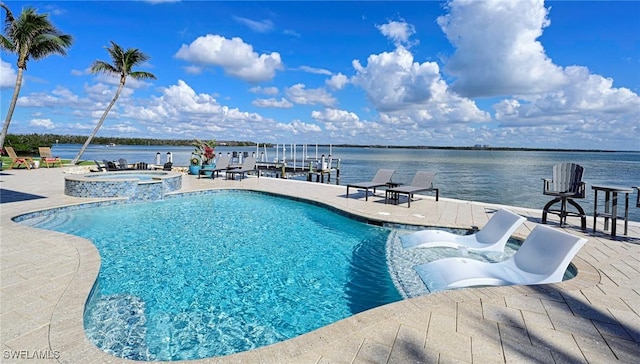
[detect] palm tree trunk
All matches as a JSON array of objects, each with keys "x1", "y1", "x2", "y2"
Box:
[
  {"x1": 71, "y1": 83, "x2": 124, "y2": 164},
  {"x1": 0, "y1": 67, "x2": 25, "y2": 149}
]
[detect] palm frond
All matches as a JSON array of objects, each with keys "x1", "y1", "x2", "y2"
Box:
[
  {"x1": 1, "y1": 5, "x2": 73, "y2": 64},
  {"x1": 29, "y1": 33, "x2": 74, "y2": 59},
  {"x1": 90, "y1": 60, "x2": 118, "y2": 75},
  {"x1": 93, "y1": 41, "x2": 157, "y2": 80},
  {"x1": 0, "y1": 34, "x2": 14, "y2": 52},
  {"x1": 1, "y1": 2, "x2": 15, "y2": 33},
  {"x1": 129, "y1": 71, "x2": 157, "y2": 80}
]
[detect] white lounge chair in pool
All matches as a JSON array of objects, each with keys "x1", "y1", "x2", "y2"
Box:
[
  {"x1": 401, "y1": 208, "x2": 526, "y2": 252},
  {"x1": 413, "y1": 224, "x2": 587, "y2": 292}
]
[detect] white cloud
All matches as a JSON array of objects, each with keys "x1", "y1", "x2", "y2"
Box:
[
  {"x1": 298, "y1": 66, "x2": 332, "y2": 75},
  {"x1": 285, "y1": 84, "x2": 336, "y2": 107},
  {"x1": 29, "y1": 118, "x2": 55, "y2": 129},
  {"x1": 0, "y1": 59, "x2": 17, "y2": 88},
  {"x1": 311, "y1": 108, "x2": 389, "y2": 141},
  {"x1": 289, "y1": 120, "x2": 322, "y2": 134},
  {"x1": 494, "y1": 66, "x2": 640, "y2": 125},
  {"x1": 175, "y1": 34, "x2": 283, "y2": 83},
  {"x1": 123, "y1": 80, "x2": 299, "y2": 142},
  {"x1": 424, "y1": 0, "x2": 639, "y2": 149},
  {"x1": 325, "y1": 73, "x2": 349, "y2": 90},
  {"x1": 17, "y1": 86, "x2": 85, "y2": 108},
  {"x1": 249, "y1": 86, "x2": 279, "y2": 95},
  {"x1": 183, "y1": 65, "x2": 202, "y2": 75},
  {"x1": 252, "y1": 98, "x2": 293, "y2": 108},
  {"x1": 283, "y1": 29, "x2": 301, "y2": 38},
  {"x1": 351, "y1": 47, "x2": 437, "y2": 110},
  {"x1": 352, "y1": 42, "x2": 490, "y2": 128},
  {"x1": 376, "y1": 20, "x2": 416, "y2": 47},
  {"x1": 438, "y1": 0, "x2": 566, "y2": 97},
  {"x1": 233, "y1": 17, "x2": 274, "y2": 33},
  {"x1": 149, "y1": 80, "x2": 222, "y2": 116},
  {"x1": 70, "y1": 68, "x2": 86, "y2": 76},
  {"x1": 311, "y1": 108, "x2": 362, "y2": 131}
]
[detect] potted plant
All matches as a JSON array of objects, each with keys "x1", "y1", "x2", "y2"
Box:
[
  {"x1": 188, "y1": 156, "x2": 201, "y2": 175},
  {"x1": 192, "y1": 139, "x2": 216, "y2": 176}
]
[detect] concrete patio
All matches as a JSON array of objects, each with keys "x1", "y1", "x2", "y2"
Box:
[{"x1": 1, "y1": 167, "x2": 639, "y2": 363}]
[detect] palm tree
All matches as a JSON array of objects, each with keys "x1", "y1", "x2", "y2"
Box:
[
  {"x1": 71, "y1": 41, "x2": 156, "y2": 164},
  {"x1": 0, "y1": 3, "x2": 73, "y2": 149}
]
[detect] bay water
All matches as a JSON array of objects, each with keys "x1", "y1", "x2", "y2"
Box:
[{"x1": 51, "y1": 144, "x2": 640, "y2": 222}]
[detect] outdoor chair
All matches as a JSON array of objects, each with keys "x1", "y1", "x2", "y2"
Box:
[
  {"x1": 226, "y1": 157, "x2": 258, "y2": 181},
  {"x1": 385, "y1": 171, "x2": 439, "y2": 207},
  {"x1": 346, "y1": 169, "x2": 396, "y2": 201},
  {"x1": 542, "y1": 163, "x2": 587, "y2": 229},
  {"x1": 135, "y1": 162, "x2": 149, "y2": 170},
  {"x1": 38, "y1": 147, "x2": 62, "y2": 168},
  {"x1": 92, "y1": 160, "x2": 107, "y2": 172},
  {"x1": 103, "y1": 160, "x2": 119, "y2": 171},
  {"x1": 200, "y1": 154, "x2": 230, "y2": 179},
  {"x1": 401, "y1": 208, "x2": 526, "y2": 252},
  {"x1": 413, "y1": 224, "x2": 587, "y2": 292},
  {"x1": 117, "y1": 158, "x2": 136, "y2": 170},
  {"x1": 162, "y1": 162, "x2": 173, "y2": 171},
  {"x1": 4, "y1": 146, "x2": 33, "y2": 170}
]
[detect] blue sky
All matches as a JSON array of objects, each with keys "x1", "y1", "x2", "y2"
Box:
[{"x1": 1, "y1": 0, "x2": 639, "y2": 150}]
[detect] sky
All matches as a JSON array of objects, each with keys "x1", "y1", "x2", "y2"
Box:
[{"x1": 1, "y1": 0, "x2": 639, "y2": 151}]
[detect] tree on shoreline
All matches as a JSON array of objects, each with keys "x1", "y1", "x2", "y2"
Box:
[
  {"x1": 71, "y1": 41, "x2": 156, "y2": 164},
  {"x1": 0, "y1": 3, "x2": 73, "y2": 149}
]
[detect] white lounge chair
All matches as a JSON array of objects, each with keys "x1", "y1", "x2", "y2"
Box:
[
  {"x1": 413, "y1": 225, "x2": 588, "y2": 292},
  {"x1": 401, "y1": 209, "x2": 526, "y2": 252}
]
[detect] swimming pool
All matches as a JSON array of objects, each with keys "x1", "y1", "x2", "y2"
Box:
[{"x1": 22, "y1": 191, "x2": 403, "y2": 361}]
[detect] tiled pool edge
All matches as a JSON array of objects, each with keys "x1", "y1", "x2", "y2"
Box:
[{"x1": 64, "y1": 171, "x2": 182, "y2": 201}]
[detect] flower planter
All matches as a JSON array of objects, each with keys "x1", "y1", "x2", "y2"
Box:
[
  {"x1": 200, "y1": 163, "x2": 214, "y2": 177},
  {"x1": 189, "y1": 165, "x2": 201, "y2": 175}
]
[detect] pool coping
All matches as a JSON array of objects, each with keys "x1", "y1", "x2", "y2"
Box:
[{"x1": 2, "y1": 167, "x2": 639, "y2": 363}]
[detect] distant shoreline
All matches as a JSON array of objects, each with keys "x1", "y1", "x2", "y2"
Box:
[
  {"x1": 316, "y1": 145, "x2": 635, "y2": 153},
  {"x1": 6, "y1": 134, "x2": 638, "y2": 154}
]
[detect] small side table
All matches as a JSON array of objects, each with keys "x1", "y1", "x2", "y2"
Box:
[
  {"x1": 385, "y1": 182, "x2": 402, "y2": 204},
  {"x1": 591, "y1": 185, "x2": 634, "y2": 238}
]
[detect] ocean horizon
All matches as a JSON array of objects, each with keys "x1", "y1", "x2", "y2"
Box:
[{"x1": 52, "y1": 144, "x2": 640, "y2": 222}]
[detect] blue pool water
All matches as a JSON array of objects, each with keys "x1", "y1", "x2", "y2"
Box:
[{"x1": 25, "y1": 191, "x2": 402, "y2": 361}]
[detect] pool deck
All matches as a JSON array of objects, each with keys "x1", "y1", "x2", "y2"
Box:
[{"x1": 1, "y1": 167, "x2": 639, "y2": 363}]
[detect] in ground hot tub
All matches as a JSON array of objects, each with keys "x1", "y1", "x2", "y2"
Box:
[{"x1": 65, "y1": 171, "x2": 182, "y2": 201}]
